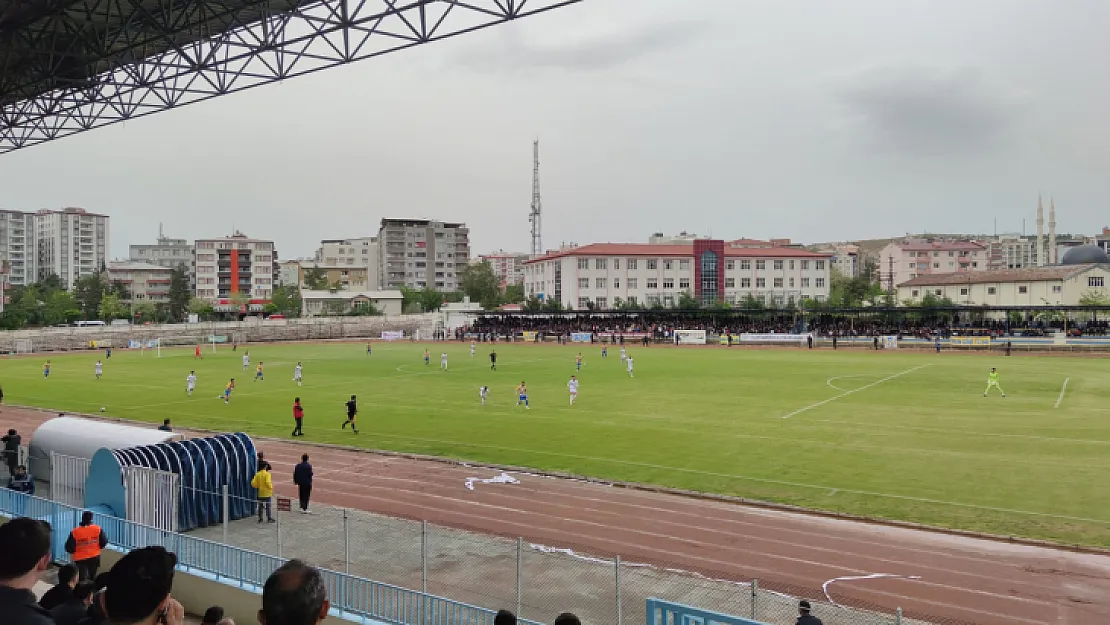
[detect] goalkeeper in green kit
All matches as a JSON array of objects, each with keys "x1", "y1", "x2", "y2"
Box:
[{"x1": 984, "y1": 367, "x2": 1006, "y2": 397}]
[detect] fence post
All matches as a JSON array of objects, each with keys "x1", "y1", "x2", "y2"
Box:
[
  {"x1": 421, "y1": 520, "x2": 428, "y2": 594},
  {"x1": 343, "y1": 509, "x2": 350, "y2": 574},
  {"x1": 750, "y1": 579, "x2": 758, "y2": 620},
  {"x1": 615, "y1": 555, "x2": 622, "y2": 625},
  {"x1": 895, "y1": 608, "x2": 902, "y2": 625},
  {"x1": 221, "y1": 485, "x2": 229, "y2": 545},
  {"x1": 276, "y1": 502, "x2": 282, "y2": 559},
  {"x1": 515, "y1": 537, "x2": 523, "y2": 618}
]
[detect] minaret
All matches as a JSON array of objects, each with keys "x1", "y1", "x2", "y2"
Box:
[
  {"x1": 1035, "y1": 195, "x2": 1045, "y2": 267},
  {"x1": 1048, "y1": 198, "x2": 1057, "y2": 264}
]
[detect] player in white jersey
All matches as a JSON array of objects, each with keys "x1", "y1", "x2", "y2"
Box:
[
  {"x1": 440, "y1": 352, "x2": 448, "y2": 370},
  {"x1": 470, "y1": 342, "x2": 476, "y2": 357},
  {"x1": 242, "y1": 352, "x2": 250, "y2": 370},
  {"x1": 186, "y1": 371, "x2": 197, "y2": 397},
  {"x1": 95, "y1": 360, "x2": 103, "y2": 380},
  {"x1": 479, "y1": 386, "x2": 489, "y2": 405},
  {"x1": 620, "y1": 347, "x2": 627, "y2": 362},
  {"x1": 626, "y1": 356, "x2": 634, "y2": 378},
  {"x1": 293, "y1": 362, "x2": 303, "y2": 386},
  {"x1": 567, "y1": 375, "x2": 579, "y2": 405}
]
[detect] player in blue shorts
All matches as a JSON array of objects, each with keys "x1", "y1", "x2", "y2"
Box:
[
  {"x1": 516, "y1": 381, "x2": 530, "y2": 409},
  {"x1": 224, "y1": 378, "x2": 236, "y2": 403},
  {"x1": 423, "y1": 349, "x2": 430, "y2": 366},
  {"x1": 43, "y1": 360, "x2": 51, "y2": 378},
  {"x1": 601, "y1": 345, "x2": 607, "y2": 358}
]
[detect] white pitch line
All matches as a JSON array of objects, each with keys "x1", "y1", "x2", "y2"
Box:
[
  {"x1": 1054, "y1": 377, "x2": 1070, "y2": 409},
  {"x1": 783, "y1": 365, "x2": 932, "y2": 419}
]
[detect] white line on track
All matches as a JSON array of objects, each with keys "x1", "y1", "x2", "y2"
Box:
[
  {"x1": 1054, "y1": 377, "x2": 1070, "y2": 408},
  {"x1": 784, "y1": 365, "x2": 932, "y2": 419}
]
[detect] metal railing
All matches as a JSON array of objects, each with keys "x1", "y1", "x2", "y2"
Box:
[{"x1": 0, "y1": 489, "x2": 543, "y2": 625}]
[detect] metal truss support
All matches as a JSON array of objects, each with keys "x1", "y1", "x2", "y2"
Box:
[{"x1": 0, "y1": 0, "x2": 582, "y2": 154}]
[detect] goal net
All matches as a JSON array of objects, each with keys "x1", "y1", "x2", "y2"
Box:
[{"x1": 14, "y1": 339, "x2": 32, "y2": 354}]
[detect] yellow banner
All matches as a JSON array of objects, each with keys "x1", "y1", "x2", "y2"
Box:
[
  {"x1": 521, "y1": 331, "x2": 538, "y2": 342},
  {"x1": 950, "y1": 336, "x2": 991, "y2": 346}
]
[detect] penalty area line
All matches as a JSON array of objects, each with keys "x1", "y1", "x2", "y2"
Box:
[
  {"x1": 783, "y1": 365, "x2": 932, "y2": 419},
  {"x1": 1054, "y1": 377, "x2": 1070, "y2": 409}
]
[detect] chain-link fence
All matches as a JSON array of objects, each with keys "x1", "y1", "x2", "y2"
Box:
[{"x1": 183, "y1": 484, "x2": 955, "y2": 625}]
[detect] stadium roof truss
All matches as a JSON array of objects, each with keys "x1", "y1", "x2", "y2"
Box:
[{"x1": 0, "y1": 0, "x2": 580, "y2": 153}]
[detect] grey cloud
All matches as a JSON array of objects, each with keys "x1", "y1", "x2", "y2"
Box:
[
  {"x1": 831, "y1": 63, "x2": 1033, "y2": 157},
  {"x1": 454, "y1": 20, "x2": 706, "y2": 73}
]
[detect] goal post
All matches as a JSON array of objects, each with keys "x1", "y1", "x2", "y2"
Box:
[{"x1": 13, "y1": 339, "x2": 32, "y2": 354}]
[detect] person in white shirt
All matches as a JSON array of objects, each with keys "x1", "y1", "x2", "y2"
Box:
[
  {"x1": 626, "y1": 356, "x2": 634, "y2": 378},
  {"x1": 186, "y1": 371, "x2": 197, "y2": 397},
  {"x1": 242, "y1": 352, "x2": 250, "y2": 370},
  {"x1": 567, "y1": 376, "x2": 579, "y2": 405},
  {"x1": 293, "y1": 362, "x2": 303, "y2": 386},
  {"x1": 94, "y1": 360, "x2": 103, "y2": 380},
  {"x1": 620, "y1": 347, "x2": 627, "y2": 362},
  {"x1": 470, "y1": 342, "x2": 476, "y2": 357},
  {"x1": 479, "y1": 386, "x2": 489, "y2": 405},
  {"x1": 440, "y1": 353, "x2": 448, "y2": 370}
]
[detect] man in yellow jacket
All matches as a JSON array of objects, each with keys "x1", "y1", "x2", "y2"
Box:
[
  {"x1": 65, "y1": 511, "x2": 108, "y2": 581},
  {"x1": 251, "y1": 463, "x2": 275, "y2": 523}
]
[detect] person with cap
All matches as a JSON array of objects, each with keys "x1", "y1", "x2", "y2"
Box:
[
  {"x1": 65, "y1": 511, "x2": 108, "y2": 581},
  {"x1": 0, "y1": 517, "x2": 54, "y2": 625},
  {"x1": 796, "y1": 600, "x2": 824, "y2": 625}
]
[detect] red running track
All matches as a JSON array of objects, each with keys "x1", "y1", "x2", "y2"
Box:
[{"x1": 4, "y1": 407, "x2": 1108, "y2": 625}]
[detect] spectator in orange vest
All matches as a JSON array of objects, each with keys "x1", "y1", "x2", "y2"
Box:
[{"x1": 64, "y1": 511, "x2": 107, "y2": 581}]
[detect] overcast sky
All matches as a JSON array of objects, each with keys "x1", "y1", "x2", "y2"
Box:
[{"x1": 0, "y1": 0, "x2": 1107, "y2": 259}]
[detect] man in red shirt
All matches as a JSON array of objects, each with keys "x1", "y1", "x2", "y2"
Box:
[
  {"x1": 291, "y1": 397, "x2": 304, "y2": 437},
  {"x1": 194, "y1": 345, "x2": 202, "y2": 359}
]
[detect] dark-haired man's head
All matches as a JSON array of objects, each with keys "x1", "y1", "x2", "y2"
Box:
[
  {"x1": 202, "y1": 606, "x2": 226, "y2": 624},
  {"x1": 494, "y1": 609, "x2": 518, "y2": 625},
  {"x1": 0, "y1": 517, "x2": 51, "y2": 587},
  {"x1": 7, "y1": 428, "x2": 15, "y2": 436},
  {"x1": 301, "y1": 454, "x2": 308, "y2": 463},
  {"x1": 57, "y1": 563, "x2": 79, "y2": 587},
  {"x1": 81, "y1": 511, "x2": 94, "y2": 525},
  {"x1": 73, "y1": 580, "x2": 96, "y2": 604},
  {"x1": 104, "y1": 546, "x2": 177, "y2": 625},
  {"x1": 258, "y1": 560, "x2": 329, "y2": 625},
  {"x1": 553, "y1": 613, "x2": 581, "y2": 625}
]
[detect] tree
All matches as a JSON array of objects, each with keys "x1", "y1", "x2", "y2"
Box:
[
  {"x1": 133, "y1": 301, "x2": 157, "y2": 323},
  {"x1": 110, "y1": 280, "x2": 131, "y2": 301},
  {"x1": 458, "y1": 262, "x2": 502, "y2": 309},
  {"x1": 43, "y1": 291, "x2": 79, "y2": 326},
  {"x1": 73, "y1": 274, "x2": 105, "y2": 320},
  {"x1": 739, "y1": 294, "x2": 764, "y2": 310},
  {"x1": 303, "y1": 267, "x2": 328, "y2": 290},
  {"x1": 541, "y1": 298, "x2": 564, "y2": 312},
  {"x1": 523, "y1": 296, "x2": 544, "y2": 312},
  {"x1": 677, "y1": 291, "x2": 699, "y2": 310},
  {"x1": 188, "y1": 297, "x2": 214, "y2": 319},
  {"x1": 419, "y1": 287, "x2": 444, "y2": 312},
  {"x1": 38, "y1": 273, "x2": 63, "y2": 294},
  {"x1": 167, "y1": 265, "x2": 191, "y2": 322},
  {"x1": 271, "y1": 285, "x2": 302, "y2": 317},
  {"x1": 328, "y1": 279, "x2": 344, "y2": 292},
  {"x1": 503, "y1": 283, "x2": 525, "y2": 305},
  {"x1": 98, "y1": 294, "x2": 127, "y2": 321}
]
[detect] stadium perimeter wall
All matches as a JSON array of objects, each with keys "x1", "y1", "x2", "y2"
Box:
[{"x1": 0, "y1": 314, "x2": 440, "y2": 354}]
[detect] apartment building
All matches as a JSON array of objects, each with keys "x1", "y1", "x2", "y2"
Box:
[
  {"x1": 377, "y1": 219, "x2": 470, "y2": 291},
  {"x1": 877, "y1": 239, "x2": 988, "y2": 289},
  {"x1": 315, "y1": 237, "x2": 380, "y2": 290},
  {"x1": 128, "y1": 227, "x2": 195, "y2": 289},
  {"x1": 281, "y1": 259, "x2": 371, "y2": 290},
  {"x1": 34, "y1": 208, "x2": 110, "y2": 286},
  {"x1": 0, "y1": 210, "x2": 36, "y2": 286},
  {"x1": 107, "y1": 261, "x2": 173, "y2": 303},
  {"x1": 815, "y1": 244, "x2": 860, "y2": 277},
  {"x1": 193, "y1": 232, "x2": 275, "y2": 309},
  {"x1": 522, "y1": 240, "x2": 832, "y2": 309},
  {"x1": 479, "y1": 250, "x2": 530, "y2": 285}
]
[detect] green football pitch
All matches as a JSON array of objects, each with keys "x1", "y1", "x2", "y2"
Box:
[{"x1": 3, "y1": 342, "x2": 1109, "y2": 547}]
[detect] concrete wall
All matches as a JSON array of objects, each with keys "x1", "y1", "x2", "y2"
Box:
[
  {"x1": 97, "y1": 549, "x2": 381, "y2": 625},
  {"x1": 0, "y1": 314, "x2": 439, "y2": 354}
]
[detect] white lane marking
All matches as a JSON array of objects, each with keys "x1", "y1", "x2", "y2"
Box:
[
  {"x1": 784, "y1": 365, "x2": 932, "y2": 419},
  {"x1": 1054, "y1": 377, "x2": 1070, "y2": 409},
  {"x1": 822, "y1": 573, "x2": 923, "y2": 608},
  {"x1": 825, "y1": 374, "x2": 873, "y2": 392}
]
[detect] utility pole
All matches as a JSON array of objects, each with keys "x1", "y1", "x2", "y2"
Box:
[
  {"x1": 529, "y1": 140, "x2": 542, "y2": 257},
  {"x1": 887, "y1": 256, "x2": 894, "y2": 295}
]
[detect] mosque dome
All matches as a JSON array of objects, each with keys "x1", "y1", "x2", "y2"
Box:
[{"x1": 1060, "y1": 244, "x2": 1110, "y2": 265}]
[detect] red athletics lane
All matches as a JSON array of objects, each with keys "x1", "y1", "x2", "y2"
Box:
[{"x1": 4, "y1": 407, "x2": 1108, "y2": 625}]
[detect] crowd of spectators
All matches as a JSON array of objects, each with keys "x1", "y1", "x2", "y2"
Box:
[
  {"x1": 463, "y1": 312, "x2": 1110, "y2": 341},
  {"x1": 0, "y1": 516, "x2": 591, "y2": 625}
]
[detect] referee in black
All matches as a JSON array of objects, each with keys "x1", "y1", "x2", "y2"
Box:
[
  {"x1": 489, "y1": 349, "x2": 497, "y2": 371},
  {"x1": 341, "y1": 394, "x2": 359, "y2": 434},
  {"x1": 293, "y1": 454, "x2": 313, "y2": 514}
]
